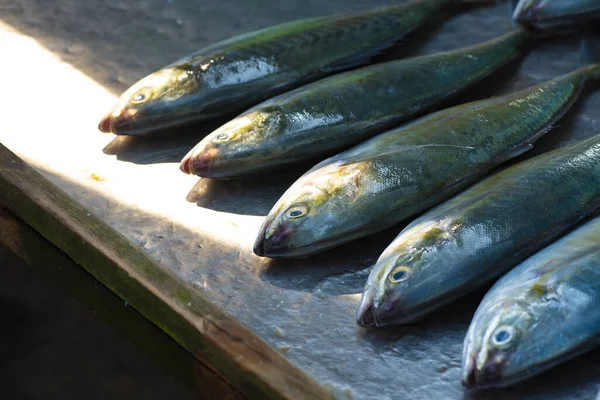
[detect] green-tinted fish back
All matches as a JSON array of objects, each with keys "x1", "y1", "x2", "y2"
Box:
[
  {"x1": 432, "y1": 134, "x2": 600, "y2": 223},
  {"x1": 209, "y1": 0, "x2": 452, "y2": 50},
  {"x1": 183, "y1": 0, "x2": 454, "y2": 72}
]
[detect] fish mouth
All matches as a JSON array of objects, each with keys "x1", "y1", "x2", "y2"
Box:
[
  {"x1": 98, "y1": 113, "x2": 113, "y2": 133},
  {"x1": 253, "y1": 217, "x2": 292, "y2": 258},
  {"x1": 253, "y1": 235, "x2": 266, "y2": 257},
  {"x1": 102, "y1": 107, "x2": 214, "y2": 136},
  {"x1": 461, "y1": 350, "x2": 507, "y2": 389},
  {"x1": 253, "y1": 231, "x2": 350, "y2": 259},
  {"x1": 356, "y1": 290, "x2": 377, "y2": 327},
  {"x1": 179, "y1": 147, "x2": 217, "y2": 176},
  {"x1": 254, "y1": 219, "x2": 378, "y2": 259},
  {"x1": 180, "y1": 153, "x2": 196, "y2": 175},
  {"x1": 252, "y1": 217, "x2": 320, "y2": 259},
  {"x1": 461, "y1": 352, "x2": 479, "y2": 388},
  {"x1": 253, "y1": 216, "x2": 274, "y2": 257},
  {"x1": 358, "y1": 297, "x2": 419, "y2": 327}
]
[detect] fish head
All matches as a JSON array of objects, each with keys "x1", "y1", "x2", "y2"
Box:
[
  {"x1": 357, "y1": 218, "x2": 462, "y2": 327},
  {"x1": 254, "y1": 160, "x2": 370, "y2": 258},
  {"x1": 180, "y1": 107, "x2": 285, "y2": 177},
  {"x1": 98, "y1": 66, "x2": 201, "y2": 135},
  {"x1": 513, "y1": 0, "x2": 545, "y2": 23},
  {"x1": 461, "y1": 297, "x2": 535, "y2": 389}
]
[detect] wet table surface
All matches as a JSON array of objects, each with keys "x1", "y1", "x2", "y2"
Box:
[{"x1": 1, "y1": 0, "x2": 600, "y2": 398}]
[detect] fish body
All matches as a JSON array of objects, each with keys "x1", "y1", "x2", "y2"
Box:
[
  {"x1": 462, "y1": 215, "x2": 600, "y2": 388},
  {"x1": 357, "y1": 133, "x2": 600, "y2": 327},
  {"x1": 254, "y1": 64, "x2": 600, "y2": 259},
  {"x1": 514, "y1": 0, "x2": 600, "y2": 29},
  {"x1": 181, "y1": 28, "x2": 537, "y2": 178},
  {"x1": 99, "y1": 0, "x2": 455, "y2": 135}
]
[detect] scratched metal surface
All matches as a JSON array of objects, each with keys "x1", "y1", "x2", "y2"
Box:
[{"x1": 2, "y1": 0, "x2": 600, "y2": 398}]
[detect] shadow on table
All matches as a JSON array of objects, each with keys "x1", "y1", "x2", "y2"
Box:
[
  {"x1": 185, "y1": 171, "x2": 306, "y2": 217},
  {"x1": 257, "y1": 224, "x2": 402, "y2": 295},
  {"x1": 101, "y1": 117, "x2": 229, "y2": 165}
]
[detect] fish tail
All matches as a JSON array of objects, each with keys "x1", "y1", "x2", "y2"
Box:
[{"x1": 580, "y1": 28, "x2": 600, "y2": 80}]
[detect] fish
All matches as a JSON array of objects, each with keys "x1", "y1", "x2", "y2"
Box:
[
  {"x1": 98, "y1": 0, "x2": 469, "y2": 135},
  {"x1": 514, "y1": 0, "x2": 600, "y2": 30},
  {"x1": 180, "y1": 27, "x2": 537, "y2": 179},
  {"x1": 462, "y1": 214, "x2": 600, "y2": 388},
  {"x1": 357, "y1": 133, "x2": 600, "y2": 328},
  {"x1": 253, "y1": 44, "x2": 600, "y2": 259}
]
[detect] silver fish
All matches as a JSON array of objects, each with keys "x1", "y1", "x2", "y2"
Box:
[
  {"x1": 180, "y1": 28, "x2": 536, "y2": 178},
  {"x1": 254, "y1": 62, "x2": 600, "y2": 259},
  {"x1": 463, "y1": 214, "x2": 600, "y2": 388},
  {"x1": 98, "y1": 0, "x2": 465, "y2": 135},
  {"x1": 358, "y1": 133, "x2": 600, "y2": 327}
]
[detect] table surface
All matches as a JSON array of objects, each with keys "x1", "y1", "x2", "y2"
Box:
[{"x1": 2, "y1": 0, "x2": 600, "y2": 399}]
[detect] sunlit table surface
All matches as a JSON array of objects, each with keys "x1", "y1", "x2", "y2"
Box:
[{"x1": 2, "y1": 1, "x2": 600, "y2": 399}]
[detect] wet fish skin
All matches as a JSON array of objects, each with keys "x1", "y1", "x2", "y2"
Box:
[
  {"x1": 254, "y1": 64, "x2": 600, "y2": 259},
  {"x1": 180, "y1": 28, "x2": 537, "y2": 178},
  {"x1": 462, "y1": 215, "x2": 600, "y2": 388},
  {"x1": 514, "y1": 0, "x2": 600, "y2": 29},
  {"x1": 357, "y1": 132, "x2": 600, "y2": 328},
  {"x1": 99, "y1": 0, "x2": 456, "y2": 135}
]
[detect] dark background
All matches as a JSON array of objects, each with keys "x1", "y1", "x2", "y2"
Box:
[{"x1": 0, "y1": 245, "x2": 195, "y2": 400}]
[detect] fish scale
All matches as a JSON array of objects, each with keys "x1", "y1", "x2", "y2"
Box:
[
  {"x1": 463, "y1": 213, "x2": 600, "y2": 388},
  {"x1": 358, "y1": 134, "x2": 600, "y2": 328},
  {"x1": 253, "y1": 64, "x2": 600, "y2": 259},
  {"x1": 101, "y1": 0, "x2": 456, "y2": 135},
  {"x1": 183, "y1": 27, "x2": 538, "y2": 178}
]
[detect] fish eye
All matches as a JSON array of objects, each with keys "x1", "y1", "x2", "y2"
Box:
[
  {"x1": 285, "y1": 204, "x2": 308, "y2": 219},
  {"x1": 213, "y1": 133, "x2": 230, "y2": 142},
  {"x1": 131, "y1": 88, "x2": 153, "y2": 104},
  {"x1": 492, "y1": 325, "x2": 516, "y2": 347},
  {"x1": 388, "y1": 265, "x2": 411, "y2": 284}
]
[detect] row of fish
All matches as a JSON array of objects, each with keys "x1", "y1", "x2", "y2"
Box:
[
  {"x1": 98, "y1": 0, "x2": 600, "y2": 392},
  {"x1": 97, "y1": 0, "x2": 600, "y2": 137},
  {"x1": 359, "y1": 133, "x2": 600, "y2": 388},
  {"x1": 99, "y1": 0, "x2": 469, "y2": 135},
  {"x1": 180, "y1": 27, "x2": 536, "y2": 178}
]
